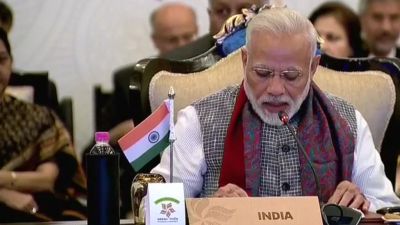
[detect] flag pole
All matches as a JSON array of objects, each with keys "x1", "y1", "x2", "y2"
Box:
[{"x1": 168, "y1": 87, "x2": 176, "y2": 183}]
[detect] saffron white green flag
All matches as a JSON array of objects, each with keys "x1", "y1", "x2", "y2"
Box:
[{"x1": 118, "y1": 100, "x2": 170, "y2": 171}]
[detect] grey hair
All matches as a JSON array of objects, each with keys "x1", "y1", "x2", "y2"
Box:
[
  {"x1": 359, "y1": 0, "x2": 400, "y2": 15},
  {"x1": 246, "y1": 8, "x2": 318, "y2": 57}
]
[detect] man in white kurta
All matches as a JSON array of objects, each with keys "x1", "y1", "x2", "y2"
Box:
[{"x1": 152, "y1": 6, "x2": 400, "y2": 212}]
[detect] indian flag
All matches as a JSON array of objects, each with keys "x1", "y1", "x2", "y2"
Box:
[{"x1": 118, "y1": 100, "x2": 170, "y2": 171}]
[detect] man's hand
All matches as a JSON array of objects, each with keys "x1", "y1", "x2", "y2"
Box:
[
  {"x1": 328, "y1": 180, "x2": 370, "y2": 212},
  {"x1": 213, "y1": 183, "x2": 248, "y2": 197}
]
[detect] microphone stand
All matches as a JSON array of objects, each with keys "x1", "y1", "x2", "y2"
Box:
[
  {"x1": 278, "y1": 112, "x2": 363, "y2": 225},
  {"x1": 278, "y1": 112, "x2": 321, "y2": 200}
]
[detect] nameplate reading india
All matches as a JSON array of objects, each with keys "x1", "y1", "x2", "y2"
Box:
[{"x1": 186, "y1": 196, "x2": 323, "y2": 225}]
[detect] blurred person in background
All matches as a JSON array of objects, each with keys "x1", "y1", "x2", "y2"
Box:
[
  {"x1": 165, "y1": 0, "x2": 266, "y2": 60},
  {"x1": 359, "y1": 0, "x2": 400, "y2": 57},
  {"x1": 0, "y1": 0, "x2": 62, "y2": 124},
  {"x1": 151, "y1": 2, "x2": 198, "y2": 54},
  {"x1": 108, "y1": 0, "x2": 267, "y2": 141},
  {"x1": 0, "y1": 28, "x2": 86, "y2": 223},
  {"x1": 87, "y1": 2, "x2": 200, "y2": 219},
  {"x1": 309, "y1": 1, "x2": 366, "y2": 58},
  {"x1": 92, "y1": 0, "x2": 266, "y2": 218},
  {"x1": 359, "y1": 0, "x2": 400, "y2": 192}
]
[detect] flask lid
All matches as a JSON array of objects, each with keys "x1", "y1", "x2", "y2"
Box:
[{"x1": 95, "y1": 132, "x2": 110, "y2": 143}]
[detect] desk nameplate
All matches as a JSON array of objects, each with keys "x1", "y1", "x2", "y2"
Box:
[{"x1": 186, "y1": 196, "x2": 322, "y2": 225}]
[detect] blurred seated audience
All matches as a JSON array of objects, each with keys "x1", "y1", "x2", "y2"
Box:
[
  {"x1": 359, "y1": 0, "x2": 400, "y2": 58},
  {"x1": 102, "y1": 2, "x2": 199, "y2": 142},
  {"x1": 0, "y1": 28, "x2": 86, "y2": 223},
  {"x1": 0, "y1": 1, "x2": 69, "y2": 135},
  {"x1": 88, "y1": 0, "x2": 265, "y2": 218},
  {"x1": 106, "y1": 0, "x2": 266, "y2": 145},
  {"x1": 85, "y1": 3, "x2": 199, "y2": 219},
  {"x1": 309, "y1": 1, "x2": 366, "y2": 58}
]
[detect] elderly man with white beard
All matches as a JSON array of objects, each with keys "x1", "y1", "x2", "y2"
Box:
[{"x1": 151, "y1": 6, "x2": 400, "y2": 213}]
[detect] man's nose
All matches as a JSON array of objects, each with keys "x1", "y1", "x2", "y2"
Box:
[
  {"x1": 176, "y1": 38, "x2": 189, "y2": 48},
  {"x1": 266, "y1": 75, "x2": 285, "y2": 96},
  {"x1": 382, "y1": 17, "x2": 393, "y2": 32}
]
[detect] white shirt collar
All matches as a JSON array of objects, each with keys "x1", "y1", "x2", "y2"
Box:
[{"x1": 368, "y1": 48, "x2": 396, "y2": 58}]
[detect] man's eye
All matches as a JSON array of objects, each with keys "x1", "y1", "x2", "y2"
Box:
[
  {"x1": 215, "y1": 8, "x2": 230, "y2": 18},
  {"x1": 254, "y1": 69, "x2": 273, "y2": 78},
  {"x1": 0, "y1": 55, "x2": 10, "y2": 63},
  {"x1": 325, "y1": 33, "x2": 341, "y2": 42},
  {"x1": 282, "y1": 71, "x2": 301, "y2": 81}
]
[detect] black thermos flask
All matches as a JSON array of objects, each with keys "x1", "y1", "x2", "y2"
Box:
[{"x1": 86, "y1": 132, "x2": 120, "y2": 225}]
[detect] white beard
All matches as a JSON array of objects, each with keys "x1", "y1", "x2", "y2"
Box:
[{"x1": 244, "y1": 77, "x2": 311, "y2": 126}]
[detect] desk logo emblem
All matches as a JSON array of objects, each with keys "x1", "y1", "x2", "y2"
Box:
[
  {"x1": 155, "y1": 197, "x2": 180, "y2": 222},
  {"x1": 161, "y1": 203, "x2": 175, "y2": 218}
]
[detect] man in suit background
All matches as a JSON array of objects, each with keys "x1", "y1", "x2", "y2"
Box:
[
  {"x1": 151, "y1": 3, "x2": 198, "y2": 55},
  {"x1": 359, "y1": 0, "x2": 400, "y2": 193},
  {"x1": 90, "y1": 2, "x2": 199, "y2": 218},
  {"x1": 102, "y1": 2, "x2": 199, "y2": 140},
  {"x1": 359, "y1": 0, "x2": 400, "y2": 57},
  {"x1": 94, "y1": 0, "x2": 267, "y2": 218},
  {"x1": 165, "y1": 0, "x2": 265, "y2": 60},
  {"x1": 108, "y1": 0, "x2": 266, "y2": 140}
]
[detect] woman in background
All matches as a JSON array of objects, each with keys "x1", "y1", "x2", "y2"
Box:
[
  {"x1": 0, "y1": 28, "x2": 86, "y2": 222},
  {"x1": 309, "y1": 1, "x2": 366, "y2": 58}
]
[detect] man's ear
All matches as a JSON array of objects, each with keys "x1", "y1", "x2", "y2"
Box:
[
  {"x1": 309, "y1": 55, "x2": 320, "y2": 80},
  {"x1": 151, "y1": 33, "x2": 161, "y2": 49},
  {"x1": 241, "y1": 47, "x2": 248, "y2": 69}
]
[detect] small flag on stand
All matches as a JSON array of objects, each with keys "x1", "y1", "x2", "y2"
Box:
[{"x1": 118, "y1": 100, "x2": 170, "y2": 171}]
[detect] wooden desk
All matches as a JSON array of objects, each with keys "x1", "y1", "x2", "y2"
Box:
[
  {"x1": 7, "y1": 219, "x2": 134, "y2": 225},
  {"x1": 361, "y1": 212, "x2": 385, "y2": 225},
  {"x1": 7, "y1": 214, "x2": 384, "y2": 225}
]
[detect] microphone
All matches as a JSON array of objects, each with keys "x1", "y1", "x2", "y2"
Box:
[{"x1": 278, "y1": 111, "x2": 321, "y2": 200}]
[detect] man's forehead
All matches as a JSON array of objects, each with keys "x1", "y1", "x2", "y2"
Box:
[
  {"x1": 366, "y1": 0, "x2": 400, "y2": 12},
  {"x1": 210, "y1": 0, "x2": 264, "y2": 7}
]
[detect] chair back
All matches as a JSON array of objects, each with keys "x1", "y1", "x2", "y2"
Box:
[
  {"x1": 149, "y1": 49, "x2": 243, "y2": 116},
  {"x1": 149, "y1": 50, "x2": 395, "y2": 151},
  {"x1": 320, "y1": 54, "x2": 400, "y2": 189},
  {"x1": 129, "y1": 47, "x2": 221, "y2": 124},
  {"x1": 7, "y1": 71, "x2": 49, "y2": 105},
  {"x1": 7, "y1": 71, "x2": 74, "y2": 139},
  {"x1": 314, "y1": 66, "x2": 395, "y2": 150}
]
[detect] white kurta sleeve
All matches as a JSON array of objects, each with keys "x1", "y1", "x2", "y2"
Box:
[
  {"x1": 151, "y1": 105, "x2": 206, "y2": 198},
  {"x1": 352, "y1": 110, "x2": 400, "y2": 212}
]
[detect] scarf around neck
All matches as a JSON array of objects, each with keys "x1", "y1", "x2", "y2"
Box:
[{"x1": 219, "y1": 82, "x2": 355, "y2": 201}]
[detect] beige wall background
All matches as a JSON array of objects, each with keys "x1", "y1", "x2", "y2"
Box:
[{"x1": 5, "y1": 0, "x2": 358, "y2": 156}]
